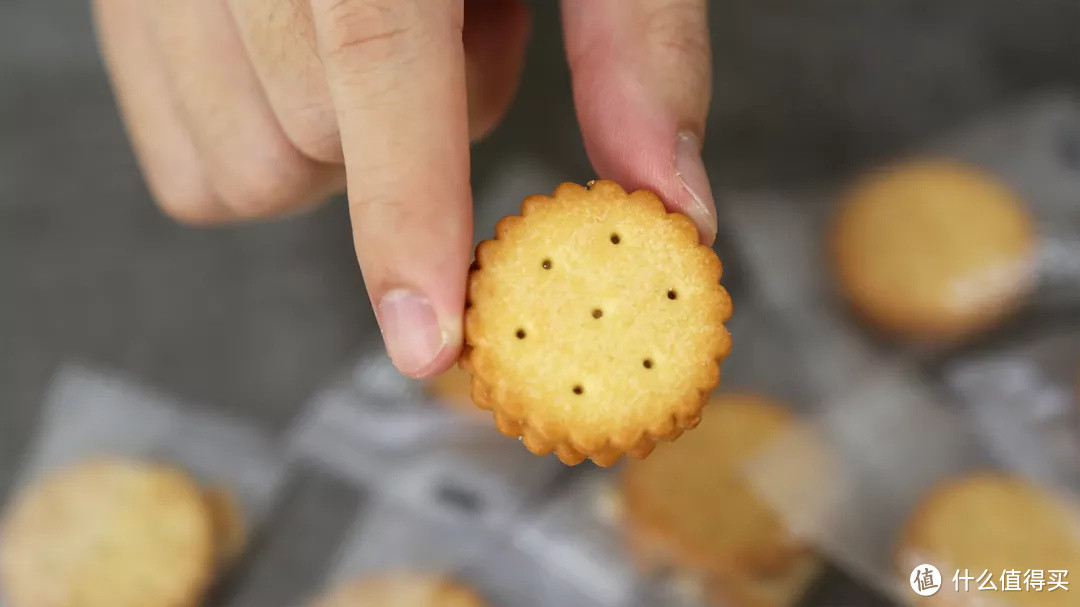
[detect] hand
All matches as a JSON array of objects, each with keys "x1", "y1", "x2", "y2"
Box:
[{"x1": 92, "y1": 0, "x2": 716, "y2": 378}]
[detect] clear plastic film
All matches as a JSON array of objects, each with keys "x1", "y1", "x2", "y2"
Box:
[
  {"x1": 286, "y1": 350, "x2": 567, "y2": 531},
  {"x1": 0, "y1": 364, "x2": 290, "y2": 607},
  {"x1": 6, "y1": 364, "x2": 287, "y2": 531},
  {"x1": 285, "y1": 346, "x2": 774, "y2": 606},
  {"x1": 222, "y1": 466, "x2": 365, "y2": 607},
  {"x1": 719, "y1": 187, "x2": 898, "y2": 394},
  {"x1": 299, "y1": 490, "x2": 614, "y2": 607},
  {"x1": 718, "y1": 91, "x2": 1080, "y2": 407},
  {"x1": 511, "y1": 470, "x2": 652, "y2": 607},
  {"x1": 719, "y1": 91, "x2": 1080, "y2": 604},
  {"x1": 293, "y1": 348, "x2": 484, "y2": 457},
  {"x1": 511, "y1": 469, "x2": 726, "y2": 607},
  {"x1": 285, "y1": 355, "x2": 666, "y2": 606},
  {"x1": 924, "y1": 91, "x2": 1080, "y2": 311},
  {"x1": 311, "y1": 470, "x2": 712, "y2": 607},
  {"x1": 721, "y1": 92, "x2": 1080, "y2": 359},
  {"x1": 941, "y1": 326, "x2": 1080, "y2": 491},
  {"x1": 740, "y1": 365, "x2": 994, "y2": 603}
]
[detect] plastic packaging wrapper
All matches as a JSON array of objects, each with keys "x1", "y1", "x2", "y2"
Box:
[
  {"x1": 719, "y1": 91, "x2": 1080, "y2": 406},
  {"x1": 6, "y1": 364, "x2": 287, "y2": 528},
  {"x1": 514, "y1": 469, "x2": 735, "y2": 607},
  {"x1": 742, "y1": 366, "x2": 993, "y2": 603},
  {"x1": 316, "y1": 492, "x2": 612, "y2": 607},
  {"x1": 287, "y1": 350, "x2": 567, "y2": 530},
  {"x1": 284, "y1": 351, "x2": 740, "y2": 606},
  {"x1": 721, "y1": 92, "x2": 1080, "y2": 357},
  {"x1": 285, "y1": 355, "x2": 630, "y2": 606},
  {"x1": 725, "y1": 92, "x2": 1080, "y2": 603},
  {"x1": 221, "y1": 467, "x2": 366, "y2": 607},
  {"x1": 511, "y1": 470, "x2": 654, "y2": 607},
  {"x1": 312, "y1": 470, "x2": 709, "y2": 607},
  {"x1": 925, "y1": 91, "x2": 1080, "y2": 312},
  {"x1": 0, "y1": 364, "x2": 290, "y2": 607},
  {"x1": 942, "y1": 326, "x2": 1080, "y2": 491}
]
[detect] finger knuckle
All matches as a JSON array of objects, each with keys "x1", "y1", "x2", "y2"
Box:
[
  {"x1": 290, "y1": 125, "x2": 344, "y2": 165},
  {"x1": 213, "y1": 161, "x2": 309, "y2": 219},
  {"x1": 644, "y1": 0, "x2": 711, "y2": 76},
  {"x1": 278, "y1": 103, "x2": 344, "y2": 164},
  {"x1": 218, "y1": 178, "x2": 289, "y2": 219},
  {"x1": 148, "y1": 176, "x2": 227, "y2": 226},
  {"x1": 318, "y1": 0, "x2": 418, "y2": 64}
]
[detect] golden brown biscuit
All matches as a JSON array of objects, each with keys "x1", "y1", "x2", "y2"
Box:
[
  {"x1": 308, "y1": 573, "x2": 489, "y2": 607},
  {"x1": 830, "y1": 159, "x2": 1035, "y2": 342},
  {"x1": 203, "y1": 486, "x2": 247, "y2": 569},
  {"x1": 0, "y1": 458, "x2": 216, "y2": 607},
  {"x1": 463, "y1": 180, "x2": 733, "y2": 466},
  {"x1": 423, "y1": 365, "x2": 480, "y2": 415},
  {"x1": 705, "y1": 554, "x2": 824, "y2": 607},
  {"x1": 621, "y1": 394, "x2": 823, "y2": 607},
  {"x1": 896, "y1": 472, "x2": 1080, "y2": 607}
]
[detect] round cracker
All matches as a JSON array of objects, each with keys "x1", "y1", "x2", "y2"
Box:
[
  {"x1": 830, "y1": 159, "x2": 1035, "y2": 342},
  {"x1": 621, "y1": 394, "x2": 821, "y2": 584},
  {"x1": 896, "y1": 472, "x2": 1080, "y2": 606},
  {"x1": 463, "y1": 181, "x2": 733, "y2": 466},
  {"x1": 308, "y1": 573, "x2": 489, "y2": 607},
  {"x1": 0, "y1": 458, "x2": 216, "y2": 607}
]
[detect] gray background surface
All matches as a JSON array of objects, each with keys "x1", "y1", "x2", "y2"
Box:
[{"x1": 3, "y1": 1, "x2": 1080, "y2": 605}]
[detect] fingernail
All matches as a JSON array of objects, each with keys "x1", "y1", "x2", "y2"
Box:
[
  {"x1": 674, "y1": 131, "x2": 718, "y2": 245},
  {"x1": 377, "y1": 289, "x2": 448, "y2": 376}
]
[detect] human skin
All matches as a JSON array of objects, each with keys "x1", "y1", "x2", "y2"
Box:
[{"x1": 91, "y1": 0, "x2": 717, "y2": 378}]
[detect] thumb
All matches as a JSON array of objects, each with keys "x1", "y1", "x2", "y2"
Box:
[{"x1": 561, "y1": 0, "x2": 716, "y2": 244}]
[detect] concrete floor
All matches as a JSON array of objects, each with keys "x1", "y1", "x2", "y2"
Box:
[{"x1": 2, "y1": 1, "x2": 1079, "y2": 605}]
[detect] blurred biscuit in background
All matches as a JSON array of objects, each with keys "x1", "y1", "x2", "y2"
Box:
[
  {"x1": 0, "y1": 457, "x2": 218, "y2": 607},
  {"x1": 830, "y1": 159, "x2": 1036, "y2": 343},
  {"x1": 620, "y1": 393, "x2": 827, "y2": 607},
  {"x1": 704, "y1": 556, "x2": 824, "y2": 607},
  {"x1": 203, "y1": 485, "x2": 248, "y2": 569},
  {"x1": 423, "y1": 365, "x2": 481, "y2": 415},
  {"x1": 896, "y1": 471, "x2": 1080, "y2": 607},
  {"x1": 308, "y1": 573, "x2": 489, "y2": 607}
]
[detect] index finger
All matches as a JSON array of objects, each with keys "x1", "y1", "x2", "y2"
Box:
[
  {"x1": 310, "y1": 0, "x2": 471, "y2": 378},
  {"x1": 562, "y1": 0, "x2": 716, "y2": 245}
]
